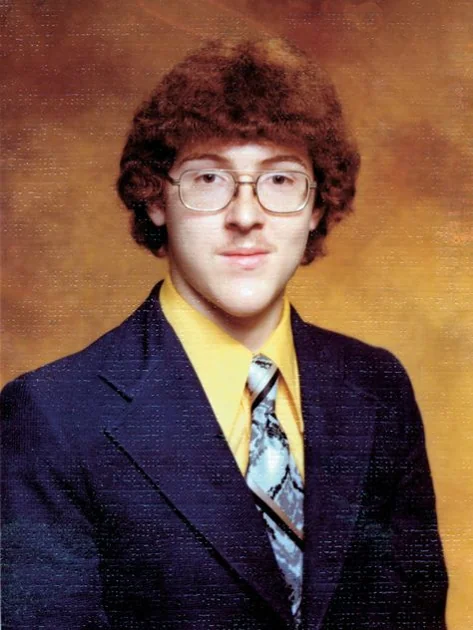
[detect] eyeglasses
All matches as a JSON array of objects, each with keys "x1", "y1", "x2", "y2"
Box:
[{"x1": 165, "y1": 169, "x2": 317, "y2": 214}]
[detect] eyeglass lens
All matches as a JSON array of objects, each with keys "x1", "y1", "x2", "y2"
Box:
[{"x1": 179, "y1": 170, "x2": 311, "y2": 212}]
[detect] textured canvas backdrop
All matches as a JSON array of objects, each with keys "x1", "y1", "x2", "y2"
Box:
[{"x1": 2, "y1": 1, "x2": 472, "y2": 627}]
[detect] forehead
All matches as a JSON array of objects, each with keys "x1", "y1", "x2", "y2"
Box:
[{"x1": 173, "y1": 138, "x2": 313, "y2": 172}]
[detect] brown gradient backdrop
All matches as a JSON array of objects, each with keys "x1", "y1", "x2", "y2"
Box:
[{"x1": 2, "y1": 0, "x2": 472, "y2": 626}]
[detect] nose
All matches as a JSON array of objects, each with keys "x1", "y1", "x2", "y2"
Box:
[{"x1": 224, "y1": 179, "x2": 266, "y2": 232}]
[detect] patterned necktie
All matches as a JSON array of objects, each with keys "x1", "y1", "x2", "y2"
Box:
[{"x1": 245, "y1": 354, "x2": 304, "y2": 625}]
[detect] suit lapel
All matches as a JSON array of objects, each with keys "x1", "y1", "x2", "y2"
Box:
[
  {"x1": 100, "y1": 286, "x2": 293, "y2": 626},
  {"x1": 292, "y1": 311, "x2": 379, "y2": 629}
]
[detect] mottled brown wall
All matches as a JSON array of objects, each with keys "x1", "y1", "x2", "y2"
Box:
[{"x1": 2, "y1": 0, "x2": 472, "y2": 626}]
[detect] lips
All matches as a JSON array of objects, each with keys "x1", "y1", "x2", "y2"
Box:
[
  {"x1": 220, "y1": 248, "x2": 270, "y2": 270},
  {"x1": 222, "y1": 248, "x2": 269, "y2": 256}
]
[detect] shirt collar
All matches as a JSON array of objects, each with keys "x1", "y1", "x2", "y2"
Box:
[
  {"x1": 260, "y1": 298, "x2": 301, "y2": 422},
  {"x1": 159, "y1": 275, "x2": 301, "y2": 430}
]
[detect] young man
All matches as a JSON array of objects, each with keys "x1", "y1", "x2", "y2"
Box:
[{"x1": 2, "y1": 39, "x2": 447, "y2": 629}]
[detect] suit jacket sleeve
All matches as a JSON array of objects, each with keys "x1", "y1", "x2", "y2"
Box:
[
  {"x1": 1, "y1": 376, "x2": 110, "y2": 630},
  {"x1": 390, "y1": 361, "x2": 448, "y2": 626}
]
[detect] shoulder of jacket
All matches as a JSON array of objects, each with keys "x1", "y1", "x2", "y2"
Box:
[
  {"x1": 300, "y1": 319, "x2": 413, "y2": 400},
  {"x1": 2, "y1": 288, "x2": 159, "y2": 393}
]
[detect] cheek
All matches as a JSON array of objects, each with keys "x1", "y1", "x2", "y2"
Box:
[
  {"x1": 274, "y1": 222, "x2": 312, "y2": 270},
  {"x1": 282, "y1": 221, "x2": 312, "y2": 249},
  {"x1": 167, "y1": 217, "x2": 220, "y2": 260}
]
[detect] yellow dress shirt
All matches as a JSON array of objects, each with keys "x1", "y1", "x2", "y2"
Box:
[{"x1": 160, "y1": 276, "x2": 304, "y2": 478}]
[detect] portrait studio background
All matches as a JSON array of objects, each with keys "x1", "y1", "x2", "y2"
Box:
[{"x1": 2, "y1": 1, "x2": 472, "y2": 627}]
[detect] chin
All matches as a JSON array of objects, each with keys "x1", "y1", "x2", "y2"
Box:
[
  {"x1": 220, "y1": 304, "x2": 265, "y2": 320},
  {"x1": 211, "y1": 288, "x2": 279, "y2": 321}
]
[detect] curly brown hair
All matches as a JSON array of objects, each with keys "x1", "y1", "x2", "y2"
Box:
[{"x1": 117, "y1": 38, "x2": 360, "y2": 264}]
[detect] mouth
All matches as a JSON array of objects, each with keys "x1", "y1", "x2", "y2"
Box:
[{"x1": 220, "y1": 249, "x2": 270, "y2": 270}]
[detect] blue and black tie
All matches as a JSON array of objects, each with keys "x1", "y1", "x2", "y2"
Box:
[{"x1": 245, "y1": 354, "x2": 304, "y2": 625}]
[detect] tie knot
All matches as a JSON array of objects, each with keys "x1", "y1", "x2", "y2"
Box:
[{"x1": 247, "y1": 354, "x2": 279, "y2": 409}]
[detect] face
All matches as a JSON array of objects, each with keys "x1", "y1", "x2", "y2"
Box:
[{"x1": 148, "y1": 139, "x2": 321, "y2": 331}]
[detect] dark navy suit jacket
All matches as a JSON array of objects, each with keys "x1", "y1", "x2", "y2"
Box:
[{"x1": 2, "y1": 284, "x2": 448, "y2": 629}]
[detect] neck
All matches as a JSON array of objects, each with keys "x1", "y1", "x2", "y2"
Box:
[
  {"x1": 211, "y1": 300, "x2": 284, "y2": 352},
  {"x1": 168, "y1": 274, "x2": 284, "y2": 352}
]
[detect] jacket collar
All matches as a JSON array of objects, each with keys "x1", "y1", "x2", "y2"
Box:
[{"x1": 98, "y1": 283, "x2": 166, "y2": 401}]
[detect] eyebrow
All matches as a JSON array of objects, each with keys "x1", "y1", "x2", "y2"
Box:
[
  {"x1": 175, "y1": 152, "x2": 311, "y2": 171},
  {"x1": 259, "y1": 155, "x2": 311, "y2": 170},
  {"x1": 175, "y1": 153, "x2": 231, "y2": 168}
]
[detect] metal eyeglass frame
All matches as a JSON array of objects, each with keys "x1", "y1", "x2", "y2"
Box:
[{"x1": 164, "y1": 169, "x2": 317, "y2": 214}]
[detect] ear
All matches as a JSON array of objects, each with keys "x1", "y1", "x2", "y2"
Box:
[
  {"x1": 147, "y1": 202, "x2": 166, "y2": 227},
  {"x1": 309, "y1": 206, "x2": 323, "y2": 232}
]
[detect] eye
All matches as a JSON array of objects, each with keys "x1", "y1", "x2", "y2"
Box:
[
  {"x1": 193, "y1": 171, "x2": 227, "y2": 185},
  {"x1": 272, "y1": 174, "x2": 291, "y2": 185},
  {"x1": 200, "y1": 172, "x2": 217, "y2": 184},
  {"x1": 264, "y1": 172, "x2": 296, "y2": 187}
]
